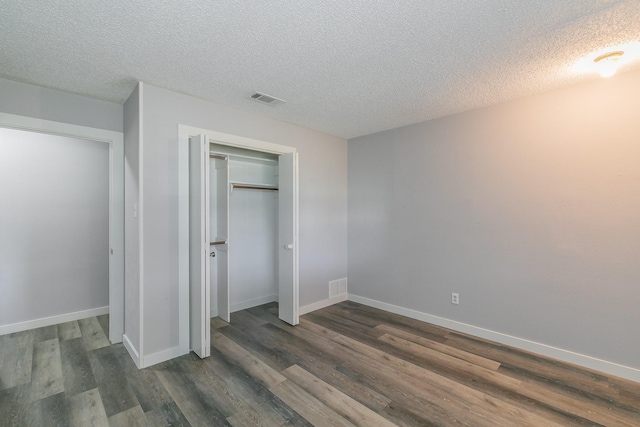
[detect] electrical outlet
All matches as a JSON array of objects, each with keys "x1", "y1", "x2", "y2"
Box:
[{"x1": 451, "y1": 293, "x2": 459, "y2": 305}]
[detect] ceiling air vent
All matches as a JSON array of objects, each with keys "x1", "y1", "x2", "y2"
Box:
[{"x1": 250, "y1": 92, "x2": 286, "y2": 106}]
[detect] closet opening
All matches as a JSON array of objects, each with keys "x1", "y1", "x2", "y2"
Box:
[
  {"x1": 209, "y1": 145, "x2": 280, "y2": 323},
  {"x1": 180, "y1": 127, "x2": 298, "y2": 359}
]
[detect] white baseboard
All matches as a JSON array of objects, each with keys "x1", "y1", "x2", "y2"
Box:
[
  {"x1": 0, "y1": 306, "x2": 109, "y2": 336},
  {"x1": 141, "y1": 345, "x2": 188, "y2": 369},
  {"x1": 122, "y1": 334, "x2": 141, "y2": 369},
  {"x1": 348, "y1": 294, "x2": 640, "y2": 383},
  {"x1": 124, "y1": 334, "x2": 189, "y2": 370},
  {"x1": 230, "y1": 294, "x2": 278, "y2": 313},
  {"x1": 300, "y1": 294, "x2": 348, "y2": 316}
]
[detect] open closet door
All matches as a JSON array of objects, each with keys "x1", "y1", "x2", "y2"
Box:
[
  {"x1": 278, "y1": 152, "x2": 299, "y2": 325},
  {"x1": 189, "y1": 135, "x2": 211, "y2": 358},
  {"x1": 215, "y1": 158, "x2": 230, "y2": 322}
]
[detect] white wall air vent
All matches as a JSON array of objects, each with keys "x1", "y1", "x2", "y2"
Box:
[
  {"x1": 250, "y1": 92, "x2": 286, "y2": 106},
  {"x1": 329, "y1": 278, "x2": 347, "y2": 298}
]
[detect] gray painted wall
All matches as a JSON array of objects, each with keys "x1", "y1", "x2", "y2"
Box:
[
  {"x1": 0, "y1": 78, "x2": 122, "y2": 132},
  {"x1": 140, "y1": 84, "x2": 348, "y2": 354},
  {"x1": 0, "y1": 128, "x2": 109, "y2": 326},
  {"x1": 123, "y1": 84, "x2": 141, "y2": 350},
  {"x1": 348, "y1": 70, "x2": 640, "y2": 369}
]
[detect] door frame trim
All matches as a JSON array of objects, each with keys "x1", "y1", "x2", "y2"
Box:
[
  {"x1": 0, "y1": 112, "x2": 124, "y2": 343},
  {"x1": 177, "y1": 125, "x2": 298, "y2": 354}
]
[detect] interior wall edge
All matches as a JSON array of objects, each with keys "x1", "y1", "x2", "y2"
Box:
[
  {"x1": 122, "y1": 333, "x2": 142, "y2": 369},
  {"x1": 138, "y1": 81, "x2": 146, "y2": 360},
  {"x1": 0, "y1": 306, "x2": 109, "y2": 337},
  {"x1": 348, "y1": 294, "x2": 640, "y2": 383},
  {"x1": 123, "y1": 82, "x2": 143, "y2": 356},
  {"x1": 140, "y1": 344, "x2": 188, "y2": 369}
]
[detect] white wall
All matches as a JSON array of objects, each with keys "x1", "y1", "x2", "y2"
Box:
[
  {"x1": 137, "y1": 83, "x2": 348, "y2": 356},
  {"x1": 348, "y1": 70, "x2": 640, "y2": 371},
  {"x1": 0, "y1": 128, "x2": 109, "y2": 327},
  {"x1": 0, "y1": 77, "x2": 122, "y2": 132}
]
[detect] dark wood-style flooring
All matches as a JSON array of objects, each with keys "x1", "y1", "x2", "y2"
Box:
[{"x1": 1, "y1": 301, "x2": 639, "y2": 426}]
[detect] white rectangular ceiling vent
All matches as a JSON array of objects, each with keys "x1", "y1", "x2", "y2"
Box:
[{"x1": 250, "y1": 92, "x2": 286, "y2": 106}]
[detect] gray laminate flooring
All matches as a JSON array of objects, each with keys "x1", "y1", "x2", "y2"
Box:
[{"x1": 1, "y1": 302, "x2": 639, "y2": 426}]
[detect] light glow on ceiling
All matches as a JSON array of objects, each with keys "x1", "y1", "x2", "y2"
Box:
[
  {"x1": 573, "y1": 42, "x2": 640, "y2": 78},
  {"x1": 593, "y1": 51, "x2": 624, "y2": 78}
]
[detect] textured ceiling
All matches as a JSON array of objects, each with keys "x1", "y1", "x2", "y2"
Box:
[{"x1": 1, "y1": 1, "x2": 640, "y2": 139}]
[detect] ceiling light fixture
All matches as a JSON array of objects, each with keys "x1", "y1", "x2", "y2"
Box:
[{"x1": 593, "y1": 50, "x2": 624, "y2": 78}]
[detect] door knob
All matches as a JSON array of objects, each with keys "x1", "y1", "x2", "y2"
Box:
[
  {"x1": 210, "y1": 252, "x2": 216, "y2": 257},
  {"x1": 284, "y1": 244, "x2": 293, "y2": 250}
]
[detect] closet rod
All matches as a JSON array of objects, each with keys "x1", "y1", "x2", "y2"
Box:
[
  {"x1": 231, "y1": 183, "x2": 278, "y2": 191},
  {"x1": 210, "y1": 154, "x2": 227, "y2": 160},
  {"x1": 210, "y1": 240, "x2": 227, "y2": 246},
  {"x1": 209, "y1": 150, "x2": 277, "y2": 164}
]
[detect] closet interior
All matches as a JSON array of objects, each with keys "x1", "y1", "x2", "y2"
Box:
[{"x1": 209, "y1": 143, "x2": 280, "y2": 321}]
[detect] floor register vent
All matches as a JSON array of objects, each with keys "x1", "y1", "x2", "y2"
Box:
[{"x1": 329, "y1": 278, "x2": 348, "y2": 298}]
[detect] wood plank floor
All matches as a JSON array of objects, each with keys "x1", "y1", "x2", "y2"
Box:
[{"x1": 1, "y1": 301, "x2": 639, "y2": 426}]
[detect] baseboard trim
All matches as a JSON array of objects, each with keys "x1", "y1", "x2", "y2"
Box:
[
  {"x1": 230, "y1": 294, "x2": 278, "y2": 313},
  {"x1": 300, "y1": 294, "x2": 348, "y2": 316},
  {"x1": 122, "y1": 334, "x2": 141, "y2": 369},
  {"x1": 124, "y1": 335, "x2": 187, "y2": 370},
  {"x1": 348, "y1": 294, "x2": 640, "y2": 383},
  {"x1": 0, "y1": 306, "x2": 109, "y2": 336},
  {"x1": 141, "y1": 345, "x2": 188, "y2": 369}
]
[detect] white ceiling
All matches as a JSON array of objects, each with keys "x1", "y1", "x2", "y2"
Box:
[{"x1": 1, "y1": 1, "x2": 639, "y2": 139}]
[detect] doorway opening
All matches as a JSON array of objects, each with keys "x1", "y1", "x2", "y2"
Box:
[{"x1": 0, "y1": 113, "x2": 124, "y2": 342}]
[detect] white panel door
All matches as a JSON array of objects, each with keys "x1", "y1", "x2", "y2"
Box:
[
  {"x1": 278, "y1": 152, "x2": 299, "y2": 325},
  {"x1": 189, "y1": 135, "x2": 211, "y2": 358},
  {"x1": 215, "y1": 158, "x2": 230, "y2": 322}
]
